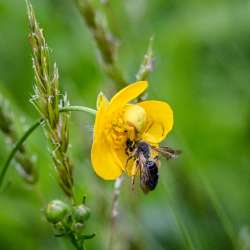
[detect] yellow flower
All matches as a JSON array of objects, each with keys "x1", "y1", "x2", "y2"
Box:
[{"x1": 91, "y1": 81, "x2": 173, "y2": 180}]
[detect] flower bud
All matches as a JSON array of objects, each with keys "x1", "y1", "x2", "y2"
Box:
[
  {"x1": 73, "y1": 204, "x2": 91, "y2": 222},
  {"x1": 45, "y1": 200, "x2": 69, "y2": 224},
  {"x1": 124, "y1": 105, "x2": 147, "y2": 132},
  {"x1": 71, "y1": 222, "x2": 85, "y2": 234}
]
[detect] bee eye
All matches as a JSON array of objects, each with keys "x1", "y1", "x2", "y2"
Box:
[{"x1": 124, "y1": 130, "x2": 128, "y2": 133}]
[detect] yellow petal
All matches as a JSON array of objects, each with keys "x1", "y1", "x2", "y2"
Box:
[
  {"x1": 108, "y1": 81, "x2": 148, "y2": 114},
  {"x1": 94, "y1": 92, "x2": 109, "y2": 140},
  {"x1": 92, "y1": 92, "x2": 122, "y2": 179},
  {"x1": 115, "y1": 148, "x2": 136, "y2": 176},
  {"x1": 91, "y1": 136, "x2": 122, "y2": 180},
  {"x1": 96, "y1": 92, "x2": 109, "y2": 110},
  {"x1": 138, "y1": 100, "x2": 173, "y2": 144}
]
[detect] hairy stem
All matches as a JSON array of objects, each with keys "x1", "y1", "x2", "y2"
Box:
[{"x1": 108, "y1": 175, "x2": 124, "y2": 250}]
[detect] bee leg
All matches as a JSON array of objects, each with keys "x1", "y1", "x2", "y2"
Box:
[
  {"x1": 131, "y1": 162, "x2": 138, "y2": 191},
  {"x1": 125, "y1": 147, "x2": 137, "y2": 169},
  {"x1": 125, "y1": 155, "x2": 133, "y2": 169},
  {"x1": 131, "y1": 176, "x2": 135, "y2": 191}
]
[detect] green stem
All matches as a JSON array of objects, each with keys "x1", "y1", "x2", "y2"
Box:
[
  {"x1": 0, "y1": 105, "x2": 96, "y2": 190},
  {"x1": 60, "y1": 105, "x2": 96, "y2": 115},
  {"x1": 0, "y1": 119, "x2": 43, "y2": 188}
]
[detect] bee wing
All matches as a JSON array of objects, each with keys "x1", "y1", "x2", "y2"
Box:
[
  {"x1": 138, "y1": 153, "x2": 151, "y2": 194},
  {"x1": 140, "y1": 170, "x2": 151, "y2": 194},
  {"x1": 137, "y1": 152, "x2": 148, "y2": 182},
  {"x1": 152, "y1": 146, "x2": 181, "y2": 160}
]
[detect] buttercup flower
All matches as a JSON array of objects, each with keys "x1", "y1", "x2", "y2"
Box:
[{"x1": 91, "y1": 81, "x2": 173, "y2": 181}]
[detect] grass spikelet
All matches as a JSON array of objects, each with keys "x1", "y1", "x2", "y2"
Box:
[
  {"x1": 27, "y1": 0, "x2": 74, "y2": 198},
  {"x1": 75, "y1": 0, "x2": 126, "y2": 87}
]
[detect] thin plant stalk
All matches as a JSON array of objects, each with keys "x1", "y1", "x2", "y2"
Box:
[
  {"x1": 136, "y1": 36, "x2": 154, "y2": 82},
  {"x1": 136, "y1": 37, "x2": 155, "y2": 102},
  {"x1": 108, "y1": 175, "x2": 124, "y2": 250},
  {"x1": 0, "y1": 96, "x2": 38, "y2": 183},
  {"x1": 0, "y1": 119, "x2": 43, "y2": 189},
  {"x1": 60, "y1": 106, "x2": 96, "y2": 115}
]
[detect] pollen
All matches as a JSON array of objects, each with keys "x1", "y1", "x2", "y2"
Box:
[{"x1": 123, "y1": 105, "x2": 147, "y2": 133}]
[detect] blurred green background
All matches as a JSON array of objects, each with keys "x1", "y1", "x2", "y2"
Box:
[{"x1": 0, "y1": 0, "x2": 250, "y2": 249}]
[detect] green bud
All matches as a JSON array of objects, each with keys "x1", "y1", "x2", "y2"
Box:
[
  {"x1": 45, "y1": 200, "x2": 69, "y2": 224},
  {"x1": 73, "y1": 204, "x2": 90, "y2": 222},
  {"x1": 53, "y1": 221, "x2": 65, "y2": 235},
  {"x1": 71, "y1": 222, "x2": 85, "y2": 234}
]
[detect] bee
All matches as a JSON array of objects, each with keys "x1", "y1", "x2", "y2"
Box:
[
  {"x1": 139, "y1": 158, "x2": 159, "y2": 193},
  {"x1": 126, "y1": 140, "x2": 181, "y2": 193}
]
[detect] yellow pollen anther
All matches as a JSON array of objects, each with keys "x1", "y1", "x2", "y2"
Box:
[
  {"x1": 123, "y1": 105, "x2": 147, "y2": 133},
  {"x1": 104, "y1": 110, "x2": 128, "y2": 148}
]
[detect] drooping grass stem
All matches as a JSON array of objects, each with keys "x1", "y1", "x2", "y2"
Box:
[
  {"x1": 0, "y1": 105, "x2": 96, "y2": 190},
  {"x1": 0, "y1": 96, "x2": 38, "y2": 184},
  {"x1": 0, "y1": 119, "x2": 43, "y2": 188}
]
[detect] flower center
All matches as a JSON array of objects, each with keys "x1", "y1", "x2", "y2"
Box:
[
  {"x1": 104, "y1": 109, "x2": 127, "y2": 149},
  {"x1": 104, "y1": 105, "x2": 147, "y2": 150}
]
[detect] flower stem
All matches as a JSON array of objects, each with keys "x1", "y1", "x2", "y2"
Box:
[
  {"x1": 60, "y1": 105, "x2": 96, "y2": 115},
  {"x1": 0, "y1": 105, "x2": 96, "y2": 190}
]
